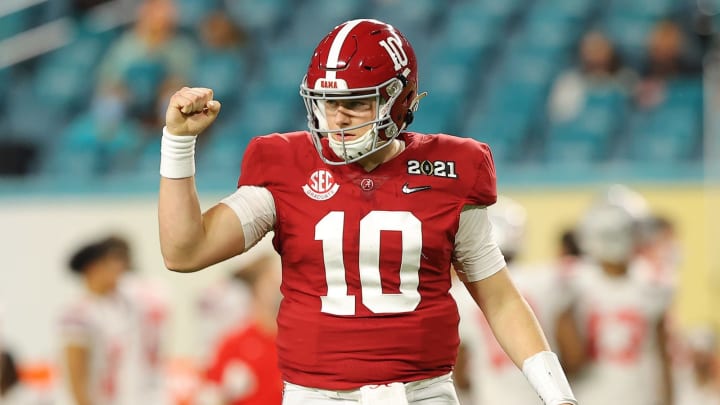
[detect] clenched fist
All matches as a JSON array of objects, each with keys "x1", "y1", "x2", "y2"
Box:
[{"x1": 165, "y1": 87, "x2": 222, "y2": 136}]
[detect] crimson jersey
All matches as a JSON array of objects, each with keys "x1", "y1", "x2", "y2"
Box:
[
  {"x1": 237, "y1": 131, "x2": 496, "y2": 389},
  {"x1": 205, "y1": 323, "x2": 283, "y2": 405}
]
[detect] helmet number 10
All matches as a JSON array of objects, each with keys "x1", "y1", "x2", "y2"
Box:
[{"x1": 379, "y1": 37, "x2": 409, "y2": 71}]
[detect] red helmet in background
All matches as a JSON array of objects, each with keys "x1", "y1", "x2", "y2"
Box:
[{"x1": 300, "y1": 19, "x2": 421, "y2": 164}]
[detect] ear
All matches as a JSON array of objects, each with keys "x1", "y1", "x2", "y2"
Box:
[{"x1": 405, "y1": 110, "x2": 414, "y2": 126}]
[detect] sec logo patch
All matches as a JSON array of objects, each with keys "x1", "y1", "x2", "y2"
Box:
[{"x1": 303, "y1": 169, "x2": 340, "y2": 200}]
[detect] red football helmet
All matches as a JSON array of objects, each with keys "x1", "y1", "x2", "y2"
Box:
[{"x1": 300, "y1": 19, "x2": 422, "y2": 164}]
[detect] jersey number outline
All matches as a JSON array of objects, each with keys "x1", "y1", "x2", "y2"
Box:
[{"x1": 316, "y1": 211, "x2": 422, "y2": 315}]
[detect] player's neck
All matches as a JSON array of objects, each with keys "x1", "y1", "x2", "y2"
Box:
[
  {"x1": 356, "y1": 139, "x2": 405, "y2": 172},
  {"x1": 85, "y1": 278, "x2": 115, "y2": 296},
  {"x1": 601, "y1": 262, "x2": 628, "y2": 277}
]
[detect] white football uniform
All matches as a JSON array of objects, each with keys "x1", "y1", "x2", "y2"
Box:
[
  {"x1": 58, "y1": 277, "x2": 169, "y2": 405},
  {"x1": 453, "y1": 263, "x2": 572, "y2": 405},
  {"x1": 567, "y1": 259, "x2": 673, "y2": 405},
  {"x1": 195, "y1": 277, "x2": 252, "y2": 365}
]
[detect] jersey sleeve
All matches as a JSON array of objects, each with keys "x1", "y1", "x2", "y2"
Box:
[
  {"x1": 465, "y1": 141, "x2": 498, "y2": 207},
  {"x1": 237, "y1": 136, "x2": 273, "y2": 188},
  {"x1": 58, "y1": 305, "x2": 91, "y2": 346}
]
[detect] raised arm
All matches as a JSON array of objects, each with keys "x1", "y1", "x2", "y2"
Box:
[{"x1": 158, "y1": 87, "x2": 246, "y2": 272}]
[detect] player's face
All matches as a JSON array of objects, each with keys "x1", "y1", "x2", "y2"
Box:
[
  {"x1": 324, "y1": 96, "x2": 377, "y2": 140},
  {"x1": 95, "y1": 255, "x2": 128, "y2": 292}
]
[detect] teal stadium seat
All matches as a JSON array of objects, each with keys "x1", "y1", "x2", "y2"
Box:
[
  {"x1": 629, "y1": 106, "x2": 700, "y2": 162},
  {"x1": 33, "y1": 35, "x2": 109, "y2": 114},
  {"x1": 43, "y1": 112, "x2": 144, "y2": 176},
  {"x1": 464, "y1": 110, "x2": 531, "y2": 163},
  {"x1": 262, "y1": 45, "x2": 312, "y2": 93},
  {"x1": 411, "y1": 61, "x2": 473, "y2": 134},
  {"x1": 226, "y1": 0, "x2": 293, "y2": 35},
  {"x1": 370, "y1": 0, "x2": 440, "y2": 40},
  {"x1": 196, "y1": 116, "x2": 253, "y2": 174},
  {"x1": 437, "y1": 8, "x2": 500, "y2": 71},
  {"x1": 192, "y1": 50, "x2": 249, "y2": 111},
  {"x1": 545, "y1": 87, "x2": 628, "y2": 162},
  {"x1": 0, "y1": 9, "x2": 32, "y2": 41},
  {"x1": 281, "y1": 0, "x2": 365, "y2": 47},
  {"x1": 175, "y1": 0, "x2": 221, "y2": 28}
]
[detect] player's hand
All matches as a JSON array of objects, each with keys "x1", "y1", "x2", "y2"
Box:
[{"x1": 165, "y1": 87, "x2": 221, "y2": 136}]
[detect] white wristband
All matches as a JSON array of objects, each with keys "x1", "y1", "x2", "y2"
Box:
[
  {"x1": 160, "y1": 126, "x2": 197, "y2": 178},
  {"x1": 522, "y1": 351, "x2": 578, "y2": 405}
]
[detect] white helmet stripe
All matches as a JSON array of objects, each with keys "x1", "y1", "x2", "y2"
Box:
[{"x1": 325, "y1": 19, "x2": 368, "y2": 80}]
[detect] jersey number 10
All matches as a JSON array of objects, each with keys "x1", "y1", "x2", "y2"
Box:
[{"x1": 316, "y1": 210, "x2": 422, "y2": 315}]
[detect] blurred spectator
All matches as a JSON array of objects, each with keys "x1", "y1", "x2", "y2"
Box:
[
  {"x1": 673, "y1": 327, "x2": 720, "y2": 404},
  {"x1": 58, "y1": 235, "x2": 169, "y2": 405},
  {"x1": 197, "y1": 253, "x2": 283, "y2": 405},
  {"x1": 548, "y1": 31, "x2": 635, "y2": 123},
  {"x1": 96, "y1": 0, "x2": 197, "y2": 127},
  {"x1": 635, "y1": 20, "x2": 702, "y2": 109},
  {"x1": 191, "y1": 11, "x2": 251, "y2": 123}
]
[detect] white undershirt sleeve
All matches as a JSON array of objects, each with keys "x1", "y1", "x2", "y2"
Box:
[
  {"x1": 220, "y1": 186, "x2": 277, "y2": 251},
  {"x1": 452, "y1": 205, "x2": 507, "y2": 283}
]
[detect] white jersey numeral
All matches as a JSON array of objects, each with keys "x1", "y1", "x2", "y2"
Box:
[
  {"x1": 316, "y1": 210, "x2": 422, "y2": 315},
  {"x1": 379, "y1": 37, "x2": 409, "y2": 71}
]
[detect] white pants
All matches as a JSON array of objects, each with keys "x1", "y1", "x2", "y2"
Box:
[{"x1": 282, "y1": 373, "x2": 460, "y2": 405}]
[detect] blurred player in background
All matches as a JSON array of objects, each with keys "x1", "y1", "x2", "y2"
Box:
[
  {"x1": 556, "y1": 202, "x2": 674, "y2": 405},
  {"x1": 194, "y1": 266, "x2": 252, "y2": 367},
  {"x1": 59, "y1": 235, "x2": 169, "y2": 405},
  {"x1": 197, "y1": 251, "x2": 283, "y2": 405},
  {"x1": 673, "y1": 326, "x2": 720, "y2": 404},
  {"x1": 157, "y1": 19, "x2": 576, "y2": 405},
  {"x1": 1, "y1": 350, "x2": 52, "y2": 405},
  {"x1": 454, "y1": 196, "x2": 576, "y2": 405}
]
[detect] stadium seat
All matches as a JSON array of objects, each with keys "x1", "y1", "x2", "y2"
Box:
[
  {"x1": 175, "y1": 0, "x2": 222, "y2": 29},
  {"x1": 42, "y1": 112, "x2": 144, "y2": 176},
  {"x1": 281, "y1": 0, "x2": 366, "y2": 47},
  {"x1": 412, "y1": 61, "x2": 474, "y2": 134},
  {"x1": 438, "y1": 10, "x2": 500, "y2": 66},
  {"x1": 225, "y1": 0, "x2": 293, "y2": 36},
  {"x1": 261, "y1": 45, "x2": 312, "y2": 92},
  {"x1": 0, "y1": 9, "x2": 32, "y2": 41},
  {"x1": 478, "y1": 0, "x2": 524, "y2": 19},
  {"x1": 191, "y1": 50, "x2": 249, "y2": 111},
  {"x1": 627, "y1": 105, "x2": 700, "y2": 161},
  {"x1": 370, "y1": 0, "x2": 441, "y2": 33},
  {"x1": 196, "y1": 118, "x2": 252, "y2": 174},
  {"x1": 545, "y1": 86, "x2": 628, "y2": 162},
  {"x1": 32, "y1": 35, "x2": 109, "y2": 115},
  {"x1": 464, "y1": 109, "x2": 532, "y2": 162}
]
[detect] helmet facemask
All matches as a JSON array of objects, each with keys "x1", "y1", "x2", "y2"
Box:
[{"x1": 301, "y1": 76, "x2": 405, "y2": 165}]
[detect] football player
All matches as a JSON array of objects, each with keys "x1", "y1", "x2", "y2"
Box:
[
  {"x1": 157, "y1": 19, "x2": 576, "y2": 405},
  {"x1": 198, "y1": 251, "x2": 283, "y2": 405},
  {"x1": 59, "y1": 236, "x2": 169, "y2": 405},
  {"x1": 556, "y1": 203, "x2": 674, "y2": 405}
]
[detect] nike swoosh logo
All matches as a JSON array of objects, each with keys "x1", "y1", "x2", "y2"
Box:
[{"x1": 402, "y1": 183, "x2": 431, "y2": 194}]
